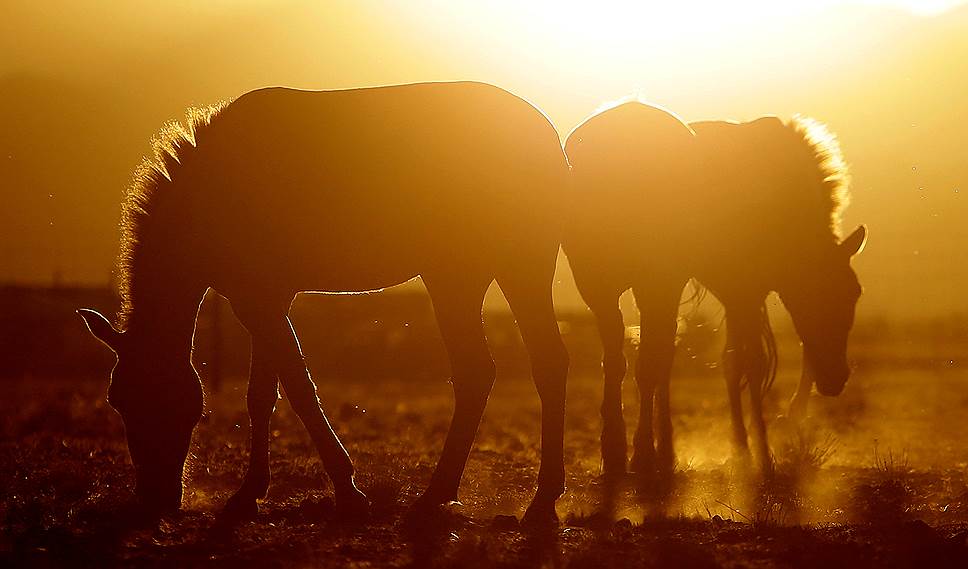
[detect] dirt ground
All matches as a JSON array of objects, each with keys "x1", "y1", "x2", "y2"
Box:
[{"x1": 3, "y1": 357, "x2": 968, "y2": 568}]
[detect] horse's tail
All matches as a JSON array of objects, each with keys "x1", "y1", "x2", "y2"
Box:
[
  {"x1": 758, "y1": 301, "x2": 778, "y2": 398},
  {"x1": 681, "y1": 278, "x2": 707, "y2": 317}
]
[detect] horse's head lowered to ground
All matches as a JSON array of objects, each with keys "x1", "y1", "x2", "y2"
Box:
[
  {"x1": 78, "y1": 308, "x2": 203, "y2": 515},
  {"x1": 777, "y1": 225, "x2": 867, "y2": 396}
]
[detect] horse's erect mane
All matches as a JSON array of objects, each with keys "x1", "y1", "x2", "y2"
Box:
[
  {"x1": 117, "y1": 103, "x2": 226, "y2": 327},
  {"x1": 785, "y1": 115, "x2": 851, "y2": 238}
]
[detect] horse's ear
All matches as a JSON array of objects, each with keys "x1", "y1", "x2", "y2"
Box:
[
  {"x1": 839, "y1": 225, "x2": 867, "y2": 258},
  {"x1": 78, "y1": 309, "x2": 123, "y2": 352}
]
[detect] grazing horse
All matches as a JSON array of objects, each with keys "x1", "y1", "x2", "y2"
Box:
[
  {"x1": 563, "y1": 101, "x2": 865, "y2": 478},
  {"x1": 78, "y1": 81, "x2": 569, "y2": 523}
]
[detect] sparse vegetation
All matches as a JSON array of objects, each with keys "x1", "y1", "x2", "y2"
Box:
[
  {"x1": 775, "y1": 427, "x2": 838, "y2": 478},
  {"x1": 850, "y1": 443, "x2": 916, "y2": 525},
  {"x1": 2, "y1": 365, "x2": 967, "y2": 567}
]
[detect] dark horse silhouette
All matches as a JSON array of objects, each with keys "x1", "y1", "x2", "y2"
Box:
[
  {"x1": 78, "y1": 81, "x2": 569, "y2": 523},
  {"x1": 563, "y1": 101, "x2": 865, "y2": 478}
]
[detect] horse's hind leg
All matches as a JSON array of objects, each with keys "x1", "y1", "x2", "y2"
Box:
[
  {"x1": 588, "y1": 297, "x2": 628, "y2": 478},
  {"x1": 223, "y1": 337, "x2": 279, "y2": 519},
  {"x1": 631, "y1": 281, "x2": 684, "y2": 484},
  {"x1": 413, "y1": 272, "x2": 495, "y2": 510},
  {"x1": 276, "y1": 316, "x2": 369, "y2": 511},
  {"x1": 499, "y1": 270, "x2": 569, "y2": 524}
]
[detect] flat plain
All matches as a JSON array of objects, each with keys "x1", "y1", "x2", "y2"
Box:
[{"x1": 3, "y1": 349, "x2": 968, "y2": 568}]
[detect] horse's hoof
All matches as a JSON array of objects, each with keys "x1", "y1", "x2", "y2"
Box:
[
  {"x1": 335, "y1": 488, "x2": 371, "y2": 520},
  {"x1": 220, "y1": 495, "x2": 259, "y2": 523},
  {"x1": 522, "y1": 500, "x2": 559, "y2": 530},
  {"x1": 403, "y1": 499, "x2": 465, "y2": 529},
  {"x1": 629, "y1": 452, "x2": 656, "y2": 477}
]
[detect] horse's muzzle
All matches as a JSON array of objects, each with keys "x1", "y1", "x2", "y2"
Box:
[
  {"x1": 805, "y1": 351, "x2": 850, "y2": 397},
  {"x1": 814, "y1": 362, "x2": 850, "y2": 396}
]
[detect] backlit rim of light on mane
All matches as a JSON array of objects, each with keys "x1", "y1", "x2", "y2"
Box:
[
  {"x1": 117, "y1": 102, "x2": 227, "y2": 328},
  {"x1": 787, "y1": 115, "x2": 851, "y2": 238}
]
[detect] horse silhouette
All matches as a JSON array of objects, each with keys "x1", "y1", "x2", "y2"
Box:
[
  {"x1": 78, "y1": 81, "x2": 569, "y2": 524},
  {"x1": 563, "y1": 101, "x2": 865, "y2": 478}
]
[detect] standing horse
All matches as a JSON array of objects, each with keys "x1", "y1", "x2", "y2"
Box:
[
  {"x1": 78, "y1": 81, "x2": 570, "y2": 523},
  {"x1": 563, "y1": 101, "x2": 865, "y2": 478}
]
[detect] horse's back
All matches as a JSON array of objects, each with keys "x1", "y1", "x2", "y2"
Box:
[
  {"x1": 689, "y1": 117, "x2": 806, "y2": 209},
  {"x1": 231, "y1": 81, "x2": 553, "y2": 141},
  {"x1": 186, "y1": 82, "x2": 567, "y2": 293},
  {"x1": 208, "y1": 81, "x2": 564, "y2": 199},
  {"x1": 565, "y1": 102, "x2": 694, "y2": 171},
  {"x1": 690, "y1": 117, "x2": 786, "y2": 158},
  {"x1": 562, "y1": 102, "x2": 699, "y2": 285},
  {"x1": 565, "y1": 102, "x2": 696, "y2": 213}
]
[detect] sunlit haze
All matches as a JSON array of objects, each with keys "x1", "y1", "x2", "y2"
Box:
[
  {"x1": 5, "y1": 3, "x2": 968, "y2": 566},
  {"x1": 2, "y1": 0, "x2": 968, "y2": 321}
]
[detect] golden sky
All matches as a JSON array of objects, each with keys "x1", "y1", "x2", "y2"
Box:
[{"x1": 2, "y1": 1, "x2": 966, "y2": 319}]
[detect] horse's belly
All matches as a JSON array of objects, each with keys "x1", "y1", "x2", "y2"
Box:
[
  {"x1": 290, "y1": 246, "x2": 422, "y2": 293},
  {"x1": 209, "y1": 223, "x2": 427, "y2": 294}
]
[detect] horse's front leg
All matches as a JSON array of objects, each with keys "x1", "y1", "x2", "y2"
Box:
[
  {"x1": 270, "y1": 317, "x2": 369, "y2": 514},
  {"x1": 223, "y1": 338, "x2": 279, "y2": 519},
  {"x1": 234, "y1": 305, "x2": 368, "y2": 517},
  {"x1": 723, "y1": 323, "x2": 750, "y2": 459},
  {"x1": 591, "y1": 301, "x2": 628, "y2": 478},
  {"x1": 631, "y1": 282, "x2": 683, "y2": 483}
]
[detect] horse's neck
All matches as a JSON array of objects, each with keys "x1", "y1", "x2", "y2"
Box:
[
  {"x1": 126, "y1": 286, "x2": 205, "y2": 357},
  {"x1": 123, "y1": 213, "x2": 208, "y2": 354}
]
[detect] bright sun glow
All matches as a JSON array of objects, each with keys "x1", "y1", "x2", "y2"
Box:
[
  {"x1": 395, "y1": 0, "x2": 966, "y2": 110},
  {"x1": 869, "y1": 0, "x2": 966, "y2": 15},
  {"x1": 408, "y1": 0, "x2": 966, "y2": 53},
  {"x1": 473, "y1": 0, "x2": 965, "y2": 48}
]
